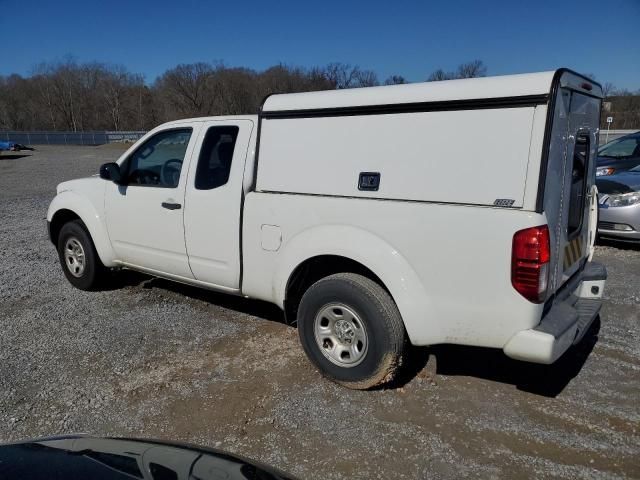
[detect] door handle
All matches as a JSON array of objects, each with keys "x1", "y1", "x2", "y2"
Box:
[{"x1": 161, "y1": 202, "x2": 182, "y2": 210}]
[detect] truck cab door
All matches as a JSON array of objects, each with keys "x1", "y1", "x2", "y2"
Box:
[
  {"x1": 105, "y1": 125, "x2": 199, "y2": 278},
  {"x1": 183, "y1": 119, "x2": 254, "y2": 290}
]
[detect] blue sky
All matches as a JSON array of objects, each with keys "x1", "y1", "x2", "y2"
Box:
[{"x1": 1, "y1": 0, "x2": 639, "y2": 90}]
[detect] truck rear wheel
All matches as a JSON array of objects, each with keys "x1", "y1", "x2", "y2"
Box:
[
  {"x1": 57, "y1": 220, "x2": 106, "y2": 291},
  {"x1": 297, "y1": 273, "x2": 406, "y2": 389}
]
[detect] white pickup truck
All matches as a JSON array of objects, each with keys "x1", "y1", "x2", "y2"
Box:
[{"x1": 48, "y1": 68, "x2": 607, "y2": 389}]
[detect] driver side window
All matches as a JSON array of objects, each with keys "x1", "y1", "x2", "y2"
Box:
[{"x1": 121, "y1": 128, "x2": 192, "y2": 188}]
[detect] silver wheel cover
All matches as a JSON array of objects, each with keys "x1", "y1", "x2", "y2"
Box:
[{"x1": 313, "y1": 303, "x2": 369, "y2": 367}]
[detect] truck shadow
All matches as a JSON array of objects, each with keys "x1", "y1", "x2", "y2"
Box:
[
  {"x1": 112, "y1": 270, "x2": 599, "y2": 397},
  {"x1": 115, "y1": 271, "x2": 286, "y2": 323},
  {"x1": 408, "y1": 318, "x2": 601, "y2": 397}
]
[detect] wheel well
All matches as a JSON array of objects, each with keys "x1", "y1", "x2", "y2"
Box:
[
  {"x1": 49, "y1": 209, "x2": 81, "y2": 246},
  {"x1": 284, "y1": 255, "x2": 389, "y2": 325}
]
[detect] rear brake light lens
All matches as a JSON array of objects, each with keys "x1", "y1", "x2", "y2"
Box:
[{"x1": 511, "y1": 225, "x2": 550, "y2": 303}]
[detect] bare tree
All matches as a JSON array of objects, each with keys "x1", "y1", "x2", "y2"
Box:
[
  {"x1": 322, "y1": 63, "x2": 359, "y2": 89},
  {"x1": 352, "y1": 69, "x2": 379, "y2": 87},
  {"x1": 99, "y1": 66, "x2": 139, "y2": 130},
  {"x1": 427, "y1": 69, "x2": 454, "y2": 82},
  {"x1": 603, "y1": 94, "x2": 640, "y2": 129},
  {"x1": 20, "y1": 61, "x2": 157, "y2": 131},
  {"x1": 427, "y1": 61, "x2": 487, "y2": 82},
  {"x1": 384, "y1": 75, "x2": 407, "y2": 85},
  {"x1": 45, "y1": 60, "x2": 82, "y2": 131},
  {"x1": 456, "y1": 60, "x2": 487, "y2": 79},
  {"x1": 31, "y1": 71, "x2": 58, "y2": 129},
  {"x1": 0, "y1": 74, "x2": 36, "y2": 130},
  {"x1": 257, "y1": 64, "x2": 333, "y2": 109},
  {"x1": 322, "y1": 63, "x2": 378, "y2": 89},
  {"x1": 602, "y1": 82, "x2": 616, "y2": 98},
  {"x1": 155, "y1": 63, "x2": 217, "y2": 117}
]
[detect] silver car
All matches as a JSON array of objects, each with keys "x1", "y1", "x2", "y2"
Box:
[{"x1": 597, "y1": 165, "x2": 640, "y2": 242}]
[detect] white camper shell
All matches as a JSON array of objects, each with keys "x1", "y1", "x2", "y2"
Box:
[{"x1": 48, "y1": 69, "x2": 607, "y2": 389}]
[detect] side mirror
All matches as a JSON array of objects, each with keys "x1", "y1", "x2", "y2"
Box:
[{"x1": 99, "y1": 162, "x2": 122, "y2": 183}]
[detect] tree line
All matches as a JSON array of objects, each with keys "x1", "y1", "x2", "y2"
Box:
[
  {"x1": 0, "y1": 59, "x2": 485, "y2": 131},
  {"x1": 0, "y1": 59, "x2": 637, "y2": 131},
  {"x1": 602, "y1": 94, "x2": 640, "y2": 130}
]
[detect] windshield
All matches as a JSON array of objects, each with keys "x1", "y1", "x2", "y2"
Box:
[{"x1": 598, "y1": 133, "x2": 640, "y2": 158}]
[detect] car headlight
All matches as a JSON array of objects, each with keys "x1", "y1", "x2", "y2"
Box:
[
  {"x1": 606, "y1": 191, "x2": 640, "y2": 207},
  {"x1": 596, "y1": 167, "x2": 616, "y2": 176}
]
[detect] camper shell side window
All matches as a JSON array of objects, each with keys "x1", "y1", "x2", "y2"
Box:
[{"x1": 567, "y1": 132, "x2": 590, "y2": 238}]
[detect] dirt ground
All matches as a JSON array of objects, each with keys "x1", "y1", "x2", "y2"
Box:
[{"x1": 0, "y1": 145, "x2": 638, "y2": 479}]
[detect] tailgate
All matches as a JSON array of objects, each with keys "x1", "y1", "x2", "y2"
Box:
[{"x1": 540, "y1": 72, "x2": 603, "y2": 295}]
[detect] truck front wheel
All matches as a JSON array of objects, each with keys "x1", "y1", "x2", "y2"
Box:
[
  {"x1": 297, "y1": 273, "x2": 407, "y2": 389},
  {"x1": 57, "y1": 220, "x2": 106, "y2": 291}
]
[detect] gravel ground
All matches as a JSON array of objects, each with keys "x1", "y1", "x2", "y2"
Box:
[{"x1": 0, "y1": 145, "x2": 639, "y2": 479}]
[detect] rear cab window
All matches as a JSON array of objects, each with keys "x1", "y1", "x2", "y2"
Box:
[{"x1": 194, "y1": 126, "x2": 239, "y2": 190}]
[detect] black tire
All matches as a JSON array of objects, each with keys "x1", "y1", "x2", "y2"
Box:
[
  {"x1": 297, "y1": 273, "x2": 407, "y2": 389},
  {"x1": 57, "y1": 220, "x2": 106, "y2": 291}
]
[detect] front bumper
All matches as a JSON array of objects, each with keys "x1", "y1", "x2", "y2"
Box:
[
  {"x1": 598, "y1": 202, "x2": 640, "y2": 242},
  {"x1": 503, "y1": 262, "x2": 606, "y2": 364}
]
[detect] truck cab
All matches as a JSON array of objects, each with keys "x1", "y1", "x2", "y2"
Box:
[{"x1": 49, "y1": 117, "x2": 256, "y2": 292}]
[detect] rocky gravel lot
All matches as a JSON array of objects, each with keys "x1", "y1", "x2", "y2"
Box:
[{"x1": 0, "y1": 145, "x2": 639, "y2": 479}]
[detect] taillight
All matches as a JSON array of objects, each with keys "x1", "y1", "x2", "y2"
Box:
[{"x1": 511, "y1": 225, "x2": 550, "y2": 303}]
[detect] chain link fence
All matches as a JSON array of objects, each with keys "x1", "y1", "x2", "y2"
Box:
[
  {"x1": 0, "y1": 131, "x2": 146, "y2": 146},
  {"x1": 599, "y1": 129, "x2": 637, "y2": 145}
]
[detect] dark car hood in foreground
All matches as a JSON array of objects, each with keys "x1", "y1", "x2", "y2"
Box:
[
  {"x1": 0, "y1": 435, "x2": 296, "y2": 480},
  {"x1": 597, "y1": 171, "x2": 640, "y2": 195}
]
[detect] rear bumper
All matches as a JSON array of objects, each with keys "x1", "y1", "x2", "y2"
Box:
[{"x1": 503, "y1": 262, "x2": 606, "y2": 364}]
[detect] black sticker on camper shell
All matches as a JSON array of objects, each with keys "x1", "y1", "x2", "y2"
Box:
[{"x1": 493, "y1": 198, "x2": 515, "y2": 207}]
